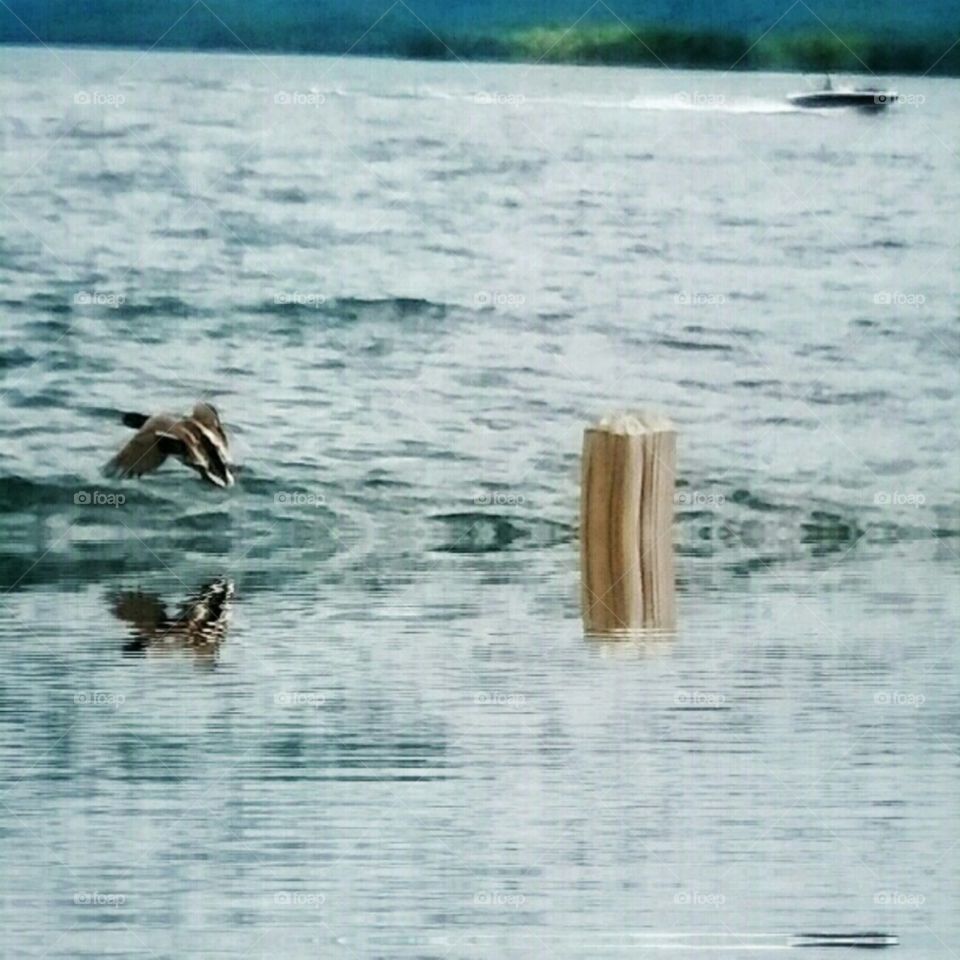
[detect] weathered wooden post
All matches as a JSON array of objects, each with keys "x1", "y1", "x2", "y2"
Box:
[{"x1": 580, "y1": 411, "x2": 676, "y2": 633}]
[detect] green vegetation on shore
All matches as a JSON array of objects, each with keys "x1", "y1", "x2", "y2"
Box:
[
  {"x1": 408, "y1": 25, "x2": 958, "y2": 75},
  {"x1": 1, "y1": 4, "x2": 957, "y2": 76}
]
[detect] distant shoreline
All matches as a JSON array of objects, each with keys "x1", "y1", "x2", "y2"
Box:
[{"x1": 2, "y1": 24, "x2": 958, "y2": 77}]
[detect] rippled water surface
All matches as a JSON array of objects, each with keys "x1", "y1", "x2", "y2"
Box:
[{"x1": 1, "y1": 47, "x2": 958, "y2": 958}]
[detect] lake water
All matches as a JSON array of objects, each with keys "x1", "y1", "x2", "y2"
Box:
[{"x1": 1, "y1": 46, "x2": 958, "y2": 958}]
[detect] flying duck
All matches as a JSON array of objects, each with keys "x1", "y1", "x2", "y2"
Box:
[{"x1": 104, "y1": 401, "x2": 235, "y2": 487}]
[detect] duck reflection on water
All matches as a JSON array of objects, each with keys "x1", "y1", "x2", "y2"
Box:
[{"x1": 111, "y1": 578, "x2": 234, "y2": 664}]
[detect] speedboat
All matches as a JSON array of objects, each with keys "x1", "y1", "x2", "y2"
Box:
[
  {"x1": 790, "y1": 932, "x2": 899, "y2": 948},
  {"x1": 788, "y1": 77, "x2": 896, "y2": 110}
]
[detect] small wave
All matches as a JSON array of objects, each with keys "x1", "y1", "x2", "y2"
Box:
[
  {"x1": 75, "y1": 171, "x2": 137, "y2": 191},
  {"x1": 728, "y1": 489, "x2": 787, "y2": 512},
  {"x1": 735, "y1": 379, "x2": 781, "y2": 389},
  {"x1": 725, "y1": 291, "x2": 768, "y2": 302},
  {"x1": 362, "y1": 474, "x2": 413, "y2": 490},
  {"x1": 153, "y1": 227, "x2": 212, "y2": 240},
  {"x1": 808, "y1": 388, "x2": 890, "y2": 406},
  {"x1": 656, "y1": 337, "x2": 733, "y2": 353},
  {"x1": 684, "y1": 324, "x2": 755, "y2": 339},
  {"x1": 859, "y1": 238, "x2": 908, "y2": 250},
  {"x1": 183, "y1": 117, "x2": 238, "y2": 130},
  {"x1": 716, "y1": 216, "x2": 761, "y2": 228},
  {"x1": 262, "y1": 186, "x2": 309, "y2": 204},
  {"x1": 115, "y1": 296, "x2": 193, "y2": 319},
  {"x1": 626, "y1": 242, "x2": 664, "y2": 256},
  {"x1": 7, "y1": 292, "x2": 73, "y2": 315},
  {"x1": 0, "y1": 348, "x2": 36, "y2": 371},
  {"x1": 247, "y1": 296, "x2": 451, "y2": 324},
  {"x1": 64, "y1": 128, "x2": 128, "y2": 141}
]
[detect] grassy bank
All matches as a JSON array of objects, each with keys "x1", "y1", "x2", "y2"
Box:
[
  {"x1": 407, "y1": 25, "x2": 959, "y2": 75},
  {"x1": 2, "y1": 13, "x2": 957, "y2": 76}
]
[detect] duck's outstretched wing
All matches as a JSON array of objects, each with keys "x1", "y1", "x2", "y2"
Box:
[{"x1": 103, "y1": 413, "x2": 179, "y2": 479}]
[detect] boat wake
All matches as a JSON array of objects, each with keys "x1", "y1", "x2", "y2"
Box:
[{"x1": 277, "y1": 83, "x2": 804, "y2": 116}]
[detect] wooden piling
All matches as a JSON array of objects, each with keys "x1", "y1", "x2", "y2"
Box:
[{"x1": 580, "y1": 411, "x2": 676, "y2": 634}]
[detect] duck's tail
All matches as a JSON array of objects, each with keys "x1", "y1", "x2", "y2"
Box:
[{"x1": 121, "y1": 411, "x2": 149, "y2": 429}]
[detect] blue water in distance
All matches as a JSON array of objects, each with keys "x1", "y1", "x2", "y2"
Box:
[{"x1": 0, "y1": 47, "x2": 958, "y2": 958}]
